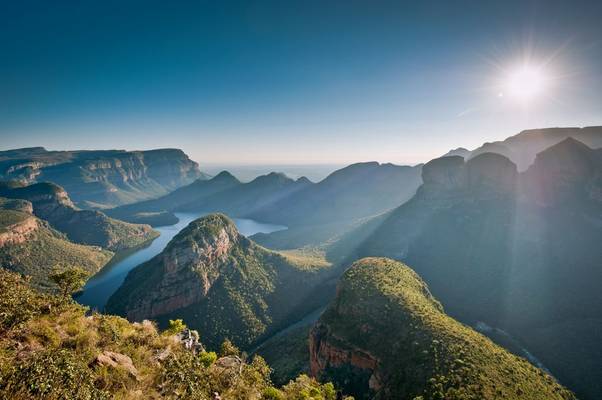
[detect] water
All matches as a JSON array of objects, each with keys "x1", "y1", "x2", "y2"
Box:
[{"x1": 76, "y1": 212, "x2": 286, "y2": 311}]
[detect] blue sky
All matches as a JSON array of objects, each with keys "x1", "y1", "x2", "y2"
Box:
[{"x1": 1, "y1": 0, "x2": 601, "y2": 165}]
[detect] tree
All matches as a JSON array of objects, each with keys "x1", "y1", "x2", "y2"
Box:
[{"x1": 49, "y1": 266, "x2": 89, "y2": 299}]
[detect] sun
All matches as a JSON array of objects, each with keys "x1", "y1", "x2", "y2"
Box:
[{"x1": 501, "y1": 64, "x2": 548, "y2": 103}]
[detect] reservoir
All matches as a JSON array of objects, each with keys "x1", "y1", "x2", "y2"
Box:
[{"x1": 76, "y1": 212, "x2": 286, "y2": 310}]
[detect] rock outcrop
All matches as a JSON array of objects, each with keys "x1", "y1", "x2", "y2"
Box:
[
  {"x1": 0, "y1": 215, "x2": 38, "y2": 248},
  {"x1": 523, "y1": 137, "x2": 602, "y2": 206},
  {"x1": 106, "y1": 213, "x2": 333, "y2": 349},
  {"x1": 0, "y1": 209, "x2": 113, "y2": 289}
]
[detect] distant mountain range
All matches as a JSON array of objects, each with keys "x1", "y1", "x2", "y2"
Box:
[
  {"x1": 443, "y1": 126, "x2": 602, "y2": 170},
  {"x1": 0, "y1": 147, "x2": 206, "y2": 208},
  {"x1": 108, "y1": 161, "x2": 423, "y2": 249}
]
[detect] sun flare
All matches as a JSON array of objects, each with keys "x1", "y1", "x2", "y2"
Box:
[{"x1": 502, "y1": 64, "x2": 548, "y2": 103}]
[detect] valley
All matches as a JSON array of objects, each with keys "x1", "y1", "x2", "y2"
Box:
[
  {"x1": 76, "y1": 212, "x2": 286, "y2": 310},
  {"x1": 0, "y1": 126, "x2": 600, "y2": 399}
]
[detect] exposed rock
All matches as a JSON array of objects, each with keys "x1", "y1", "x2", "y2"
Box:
[
  {"x1": 91, "y1": 351, "x2": 139, "y2": 380},
  {"x1": 0, "y1": 147, "x2": 206, "y2": 208},
  {"x1": 309, "y1": 323, "x2": 381, "y2": 391},
  {"x1": 524, "y1": 137, "x2": 602, "y2": 206},
  {"x1": 466, "y1": 152, "x2": 517, "y2": 194},
  {"x1": 175, "y1": 329, "x2": 205, "y2": 354},
  {"x1": 0, "y1": 216, "x2": 38, "y2": 248},
  {"x1": 0, "y1": 182, "x2": 156, "y2": 251},
  {"x1": 420, "y1": 155, "x2": 465, "y2": 196}
]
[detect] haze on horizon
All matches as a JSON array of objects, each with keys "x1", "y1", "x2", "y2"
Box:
[{"x1": 1, "y1": 0, "x2": 601, "y2": 166}]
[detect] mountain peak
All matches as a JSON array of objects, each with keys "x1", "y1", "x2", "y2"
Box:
[{"x1": 211, "y1": 170, "x2": 239, "y2": 183}]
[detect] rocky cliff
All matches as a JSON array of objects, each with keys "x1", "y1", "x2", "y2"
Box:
[
  {"x1": 0, "y1": 208, "x2": 113, "y2": 289},
  {"x1": 0, "y1": 147, "x2": 206, "y2": 208},
  {"x1": 106, "y1": 214, "x2": 333, "y2": 349},
  {"x1": 0, "y1": 182, "x2": 157, "y2": 251},
  {"x1": 309, "y1": 257, "x2": 576, "y2": 400}
]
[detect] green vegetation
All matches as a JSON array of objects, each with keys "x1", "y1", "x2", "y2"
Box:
[
  {"x1": 114, "y1": 210, "x2": 179, "y2": 227},
  {"x1": 107, "y1": 214, "x2": 335, "y2": 350},
  {"x1": 49, "y1": 266, "x2": 89, "y2": 298},
  {"x1": 314, "y1": 258, "x2": 576, "y2": 400},
  {"x1": 0, "y1": 269, "x2": 345, "y2": 399},
  {"x1": 329, "y1": 140, "x2": 602, "y2": 399},
  {"x1": 255, "y1": 325, "x2": 312, "y2": 386},
  {"x1": 0, "y1": 210, "x2": 113, "y2": 290},
  {"x1": 0, "y1": 181, "x2": 159, "y2": 251}
]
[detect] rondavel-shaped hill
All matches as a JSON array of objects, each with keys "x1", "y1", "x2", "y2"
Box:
[
  {"x1": 327, "y1": 139, "x2": 602, "y2": 399},
  {"x1": 310, "y1": 257, "x2": 576, "y2": 400},
  {"x1": 106, "y1": 213, "x2": 334, "y2": 349}
]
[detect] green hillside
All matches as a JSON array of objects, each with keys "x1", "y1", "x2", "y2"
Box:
[
  {"x1": 0, "y1": 268, "x2": 343, "y2": 400},
  {"x1": 106, "y1": 214, "x2": 335, "y2": 349},
  {"x1": 311, "y1": 258, "x2": 576, "y2": 400},
  {"x1": 0, "y1": 181, "x2": 158, "y2": 251},
  {"x1": 0, "y1": 210, "x2": 113, "y2": 290},
  {"x1": 327, "y1": 140, "x2": 602, "y2": 399}
]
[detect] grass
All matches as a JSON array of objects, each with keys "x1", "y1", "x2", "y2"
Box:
[{"x1": 0, "y1": 269, "x2": 346, "y2": 399}]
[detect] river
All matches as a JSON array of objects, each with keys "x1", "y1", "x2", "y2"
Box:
[{"x1": 75, "y1": 212, "x2": 286, "y2": 311}]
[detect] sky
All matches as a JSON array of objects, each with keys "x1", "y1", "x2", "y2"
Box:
[{"x1": 1, "y1": 0, "x2": 601, "y2": 166}]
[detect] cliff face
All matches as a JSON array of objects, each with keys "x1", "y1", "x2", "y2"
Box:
[
  {"x1": 107, "y1": 214, "x2": 333, "y2": 349},
  {"x1": 0, "y1": 182, "x2": 157, "y2": 251},
  {"x1": 115, "y1": 215, "x2": 241, "y2": 320},
  {"x1": 0, "y1": 147, "x2": 205, "y2": 208},
  {"x1": 0, "y1": 209, "x2": 113, "y2": 290},
  {"x1": 523, "y1": 137, "x2": 602, "y2": 207},
  {"x1": 0, "y1": 214, "x2": 38, "y2": 248},
  {"x1": 309, "y1": 258, "x2": 576, "y2": 400}
]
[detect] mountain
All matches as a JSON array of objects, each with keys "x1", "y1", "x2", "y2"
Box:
[
  {"x1": 0, "y1": 268, "x2": 340, "y2": 399},
  {"x1": 107, "y1": 171, "x2": 241, "y2": 225},
  {"x1": 249, "y1": 162, "x2": 422, "y2": 228},
  {"x1": 108, "y1": 162, "x2": 422, "y2": 249},
  {"x1": 106, "y1": 171, "x2": 311, "y2": 226},
  {"x1": 0, "y1": 199, "x2": 112, "y2": 289},
  {"x1": 444, "y1": 126, "x2": 602, "y2": 170},
  {"x1": 310, "y1": 257, "x2": 576, "y2": 400},
  {"x1": 328, "y1": 139, "x2": 602, "y2": 399},
  {"x1": 0, "y1": 181, "x2": 158, "y2": 251},
  {"x1": 106, "y1": 214, "x2": 334, "y2": 349},
  {"x1": 0, "y1": 147, "x2": 206, "y2": 208}
]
